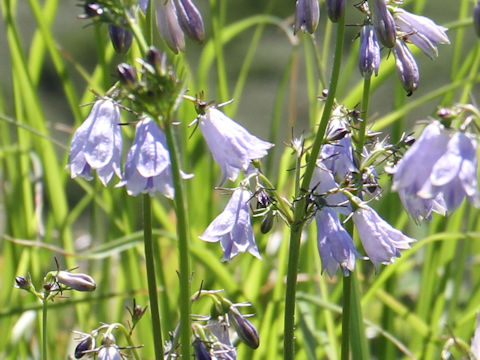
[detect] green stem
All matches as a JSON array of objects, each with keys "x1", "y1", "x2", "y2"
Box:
[
  {"x1": 164, "y1": 121, "x2": 191, "y2": 359},
  {"x1": 143, "y1": 194, "x2": 164, "y2": 360},
  {"x1": 356, "y1": 76, "x2": 371, "y2": 155},
  {"x1": 283, "y1": 13, "x2": 346, "y2": 360},
  {"x1": 341, "y1": 276, "x2": 351, "y2": 360},
  {"x1": 42, "y1": 300, "x2": 47, "y2": 360}
]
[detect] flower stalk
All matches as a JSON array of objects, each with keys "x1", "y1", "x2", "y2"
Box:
[{"x1": 283, "y1": 10, "x2": 346, "y2": 360}]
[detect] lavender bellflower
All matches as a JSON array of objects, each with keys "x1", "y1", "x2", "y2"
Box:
[
  {"x1": 157, "y1": 0, "x2": 185, "y2": 53},
  {"x1": 370, "y1": 0, "x2": 397, "y2": 48},
  {"x1": 200, "y1": 189, "x2": 260, "y2": 261},
  {"x1": 353, "y1": 204, "x2": 414, "y2": 269},
  {"x1": 294, "y1": 0, "x2": 320, "y2": 34},
  {"x1": 198, "y1": 107, "x2": 273, "y2": 183},
  {"x1": 358, "y1": 24, "x2": 381, "y2": 78},
  {"x1": 392, "y1": 121, "x2": 449, "y2": 222},
  {"x1": 68, "y1": 99, "x2": 122, "y2": 186},
  {"x1": 393, "y1": 40, "x2": 420, "y2": 96}
]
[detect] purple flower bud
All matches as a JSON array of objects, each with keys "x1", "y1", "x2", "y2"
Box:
[
  {"x1": 193, "y1": 338, "x2": 212, "y2": 360},
  {"x1": 146, "y1": 47, "x2": 167, "y2": 75},
  {"x1": 370, "y1": 0, "x2": 396, "y2": 48},
  {"x1": 393, "y1": 40, "x2": 419, "y2": 96},
  {"x1": 260, "y1": 212, "x2": 274, "y2": 234},
  {"x1": 294, "y1": 0, "x2": 320, "y2": 34},
  {"x1": 175, "y1": 0, "x2": 205, "y2": 42},
  {"x1": 57, "y1": 271, "x2": 96, "y2": 292},
  {"x1": 393, "y1": 8, "x2": 450, "y2": 59},
  {"x1": 157, "y1": 0, "x2": 185, "y2": 54},
  {"x1": 475, "y1": 1, "x2": 480, "y2": 37},
  {"x1": 358, "y1": 25, "x2": 381, "y2": 78},
  {"x1": 229, "y1": 308, "x2": 260, "y2": 349},
  {"x1": 108, "y1": 25, "x2": 133, "y2": 54},
  {"x1": 117, "y1": 63, "x2": 137, "y2": 89},
  {"x1": 75, "y1": 336, "x2": 94, "y2": 359},
  {"x1": 325, "y1": 0, "x2": 345, "y2": 23},
  {"x1": 15, "y1": 276, "x2": 30, "y2": 290}
]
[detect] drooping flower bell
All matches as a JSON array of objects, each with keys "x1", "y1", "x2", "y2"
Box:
[
  {"x1": 393, "y1": 40, "x2": 420, "y2": 96},
  {"x1": 370, "y1": 0, "x2": 396, "y2": 48},
  {"x1": 352, "y1": 204, "x2": 414, "y2": 269},
  {"x1": 294, "y1": 0, "x2": 320, "y2": 34},
  {"x1": 228, "y1": 307, "x2": 260, "y2": 349},
  {"x1": 198, "y1": 107, "x2": 273, "y2": 183},
  {"x1": 56, "y1": 271, "x2": 97, "y2": 292},
  {"x1": 175, "y1": 0, "x2": 205, "y2": 42},
  {"x1": 117, "y1": 117, "x2": 186, "y2": 198},
  {"x1": 392, "y1": 121, "x2": 449, "y2": 222},
  {"x1": 200, "y1": 189, "x2": 260, "y2": 261},
  {"x1": 67, "y1": 99, "x2": 123, "y2": 186},
  {"x1": 157, "y1": 0, "x2": 185, "y2": 53},
  {"x1": 393, "y1": 8, "x2": 450, "y2": 59},
  {"x1": 358, "y1": 24, "x2": 381, "y2": 78}
]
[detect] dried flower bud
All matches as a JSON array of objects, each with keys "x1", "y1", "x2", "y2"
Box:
[
  {"x1": 157, "y1": 0, "x2": 185, "y2": 54},
  {"x1": 57, "y1": 271, "x2": 96, "y2": 292},
  {"x1": 175, "y1": 0, "x2": 205, "y2": 42},
  {"x1": 108, "y1": 25, "x2": 133, "y2": 54},
  {"x1": 75, "y1": 336, "x2": 94, "y2": 359},
  {"x1": 193, "y1": 338, "x2": 212, "y2": 360},
  {"x1": 229, "y1": 308, "x2": 260, "y2": 349},
  {"x1": 325, "y1": 0, "x2": 345, "y2": 23},
  {"x1": 358, "y1": 25, "x2": 381, "y2": 78},
  {"x1": 294, "y1": 0, "x2": 320, "y2": 34},
  {"x1": 260, "y1": 212, "x2": 274, "y2": 234},
  {"x1": 146, "y1": 47, "x2": 167, "y2": 75},
  {"x1": 393, "y1": 40, "x2": 419, "y2": 96},
  {"x1": 370, "y1": 0, "x2": 396, "y2": 48},
  {"x1": 117, "y1": 63, "x2": 137, "y2": 89},
  {"x1": 475, "y1": 1, "x2": 480, "y2": 37}
]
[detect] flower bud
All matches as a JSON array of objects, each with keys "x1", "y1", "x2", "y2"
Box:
[
  {"x1": 157, "y1": 0, "x2": 185, "y2": 54},
  {"x1": 193, "y1": 338, "x2": 211, "y2": 360},
  {"x1": 146, "y1": 47, "x2": 168, "y2": 75},
  {"x1": 260, "y1": 212, "x2": 274, "y2": 234},
  {"x1": 108, "y1": 25, "x2": 133, "y2": 54},
  {"x1": 370, "y1": 0, "x2": 396, "y2": 48},
  {"x1": 294, "y1": 0, "x2": 320, "y2": 34},
  {"x1": 175, "y1": 0, "x2": 205, "y2": 42},
  {"x1": 57, "y1": 271, "x2": 96, "y2": 292},
  {"x1": 117, "y1": 63, "x2": 137, "y2": 89},
  {"x1": 255, "y1": 189, "x2": 271, "y2": 209},
  {"x1": 75, "y1": 336, "x2": 94, "y2": 359},
  {"x1": 229, "y1": 308, "x2": 259, "y2": 349},
  {"x1": 358, "y1": 25, "x2": 381, "y2": 78},
  {"x1": 84, "y1": 2, "x2": 103, "y2": 18},
  {"x1": 475, "y1": 1, "x2": 480, "y2": 37},
  {"x1": 325, "y1": 0, "x2": 345, "y2": 23},
  {"x1": 393, "y1": 40, "x2": 419, "y2": 96},
  {"x1": 15, "y1": 276, "x2": 30, "y2": 290}
]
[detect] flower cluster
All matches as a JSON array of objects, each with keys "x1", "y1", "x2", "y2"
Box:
[
  {"x1": 393, "y1": 110, "x2": 479, "y2": 222},
  {"x1": 358, "y1": 1, "x2": 449, "y2": 95}
]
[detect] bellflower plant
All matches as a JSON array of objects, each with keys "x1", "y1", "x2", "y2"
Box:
[
  {"x1": 200, "y1": 188, "x2": 260, "y2": 261},
  {"x1": 67, "y1": 98, "x2": 122, "y2": 186},
  {"x1": 353, "y1": 204, "x2": 414, "y2": 268},
  {"x1": 197, "y1": 107, "x2": 273, "y2": 183}
]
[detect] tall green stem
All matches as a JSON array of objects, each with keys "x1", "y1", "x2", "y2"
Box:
[
  {"x1": 283, "y1": 13, "x2": 346, "y2": 360},
  {"x1": 356, "y1": 76, "x2": 371, "y2": 154},
  {"x1": 143, "y1": 194, "x2": 164, "y2": 360},
  {"x1": 341, "y1": 276, "x2": 351, "y2": 360},
  {"x1": 42, "y1": 300, "x2": 47, "y2": 360},
  {"x1": 164, "y1": 121, "x2": 191, "y2": 359}
]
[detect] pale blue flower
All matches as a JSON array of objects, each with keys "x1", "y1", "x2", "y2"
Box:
[
  {"x1": 207, "y1": 319, "x2": 237, "y2": 360},
  {"x1": 353, "y1": 205, "x2": 414, "y2": 269},
  {"x1": 117, "y1": 118, "x2": 176, "y2": 198},
  {"x1": 418, "y1": 131, "x2": 479, "y2": 212},
  {"x1": 157, "y1": 0, "x2": 185, "y2": 53},
  {"x1": 393, "y1": 8, "x2": 449, "y2": 59},
  {"x1": 393, "y1": 121, "x2": 449, "y2": 221},
  {"x1": 200, "y1": 189, "x2": 260, "y2": 261},
  {"x1": 198, "y1": 108, "x2": 273, "y2": 183},
  {"x1": 294, "y1": 0, "x2": 320, "y2": 34},
  {"x1": 311, "y1": 166, "x2": 350, "y2": 214},
  {"x1": 68, "y1": 99, "x2": 122, "y2": 186},
  {"x1": 315, "y1": 208, "x2": 359, "y2": 277}
]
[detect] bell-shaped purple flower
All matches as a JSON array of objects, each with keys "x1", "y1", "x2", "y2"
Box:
[
  {"x1": 157, "y1": 0, "x2": 185, "y2": 53},
  {"x1": 68, "y1": 99, "x2": 122, "y2": 186},
  {"x1": 371, "y1": 0, "x2": 396, "y2": 48},
  {"x1": 358, "y1": 24, "x2": 381, "y2": 78},
  {"x1": 98, "y1": 347, "x2": 121, "y2": 360},
  {"x1": 393, "y1": 121, "x2": 449, "y2": 222},
  {"x1": 117, "y1": 118, "x2": 177, "y2": 198},
  {"x1": 325, "y1": 0, "x2": 345, "y2": 23},
  {"x1": 294, "y1": 0, "x2": 320, "y2": 34},
  {"x1": 198, "y1": 108, "x2": 273, "y2": 183},
  {"x1": 393, "y1": 8, "x2": 450, "y2": 59},
  {"x1": 393, "y1": 40, "x2": 419, "y2": 96},
  {"x1": 200, "y1": 189, "x2": 260, "y2": 261},
  {"x1": 315, "y1": 208, "x2": 359, "y2": 277},
  {"x1": 418, "y1": 131, "x2": 479, "y2": 212},
  {"x1": 175, "y1": 0, "x2": 205, "y2": 42},
  {"x1": 207, "y1": 320, "x2": 236, "y2": 360},
  {"x1": 353, "y1": 205, "x2": 414, "y2": 269}
]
